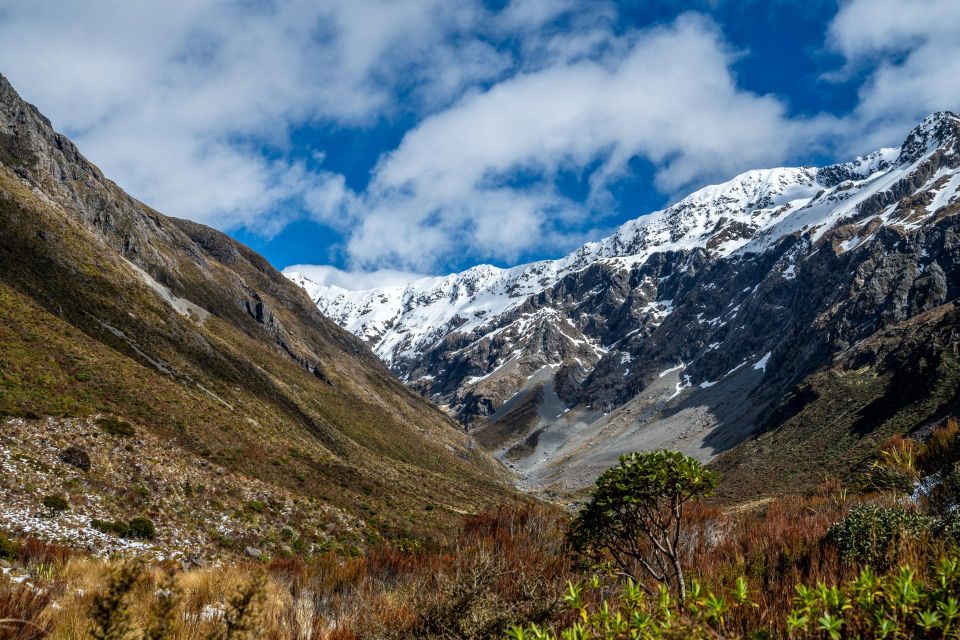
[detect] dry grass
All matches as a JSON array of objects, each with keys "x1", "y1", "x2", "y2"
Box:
[
  {"x1": 0, "y1": 506, "x2": 569, "y2": 640},
  {"x1": 0, "y1": 485, "x2": 950, "y2": 640},
  {"x1": 7, "y1": 415, "x2": 960, "y2": 639}
]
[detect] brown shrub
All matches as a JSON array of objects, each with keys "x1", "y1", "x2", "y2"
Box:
[{"x1": 0, "y1": 577, "x2": 55, "y2": 640}]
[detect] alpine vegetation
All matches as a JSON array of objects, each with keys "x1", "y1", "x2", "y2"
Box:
[{"x1": 1, "y1": 1, "x2": 960, "y2": 638}]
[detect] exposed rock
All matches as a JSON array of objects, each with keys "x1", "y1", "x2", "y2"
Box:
[
  {"x1": 59, "y1": 445, "x2": 91, "y2": 471},
  {"x1": 300, "y1": 111, "x2": 960, "y2": 497}
]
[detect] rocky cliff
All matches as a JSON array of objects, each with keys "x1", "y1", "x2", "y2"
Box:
[{"x1": 298, "y1": 112, "x2": 960, "y2": 499}]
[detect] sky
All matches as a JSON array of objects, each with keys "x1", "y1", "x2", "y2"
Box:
[{"x1": 1, "y1": 0, "x2": 959, "y2": 289}]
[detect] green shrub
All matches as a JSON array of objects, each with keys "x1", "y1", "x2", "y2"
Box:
[
  {"x1": 96, "y1": 416, "x2": 135, "y2": 438},
  {"x1": 126, "y1": 517, "x2": 156, "y2": 540},
  {"x1": 864, "y1": 437, "x2": 919, "y2": 494},
  {"x1": 0, "y1": 532, "x2": 20, "y2": 561},
  {"x1": 928, "y1": 461, "x2": 960, "y2": 513},
  {"x1": 246, "y1": 499, "x2": 266, "y2": 513},
  {"x1": 826, "y1": 504, "x2": 933, "y2": 567},
  {"x1": 92, "y1": 516, "x2": 156, "y2": 540},
  {"x1": 41, "y1": 494, "x2": 69, "y2": 514},
  {"x1": 570, "y1": 449, "x2": 717, "y2": 605},
  {"x1": 60, "y1": 445, "x2": 91, "y2": 471},
  {"x1": 511, "y1": 557, "x2": 960, "y2": 640},
  {"x1": 936, "y1": 511, "x2": 960, "y2": 546},
  {"x1": 91, "y1": 519, "x2": 129, "y2": 538}
]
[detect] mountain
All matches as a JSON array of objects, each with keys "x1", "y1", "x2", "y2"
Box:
[
  {"x1": 0, "y1": 74, "x2": 516, "y2": 559},
  {"x1": 295, "y1": 112, "x2": 960, "y2": 500}
]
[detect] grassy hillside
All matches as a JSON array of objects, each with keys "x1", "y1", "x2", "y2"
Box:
[
  {"x1": 0, "y1": 74, "x2": 517, "y2": 554},
  {"x1": 712, "y1": 302, "x2": 960, "y2": 502}
]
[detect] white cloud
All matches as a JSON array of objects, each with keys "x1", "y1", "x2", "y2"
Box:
[
  {"x1": 3, "y1": 0, "x2": 957, "y2": 276},
  {"x1": 0, "y1": 0, "x2": 511, "y2": 231},
  {"x1": 346, "y1": 14, "x2": 794, "y2": 270},
  {"x1": 283, "y1": 264, "x2": 426, "y2": 290},
  {"x1": 824, "y1": 0, "x2": 960, "y2": 154}
]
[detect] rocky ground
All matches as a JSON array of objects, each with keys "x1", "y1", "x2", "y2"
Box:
[{"x1": 0, "y1": 416, "x2": 362, "y2": 564}]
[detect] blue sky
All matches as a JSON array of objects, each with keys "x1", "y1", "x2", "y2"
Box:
[{"x1": 2, "y1": 0, "x2": 959, "y2": 288}]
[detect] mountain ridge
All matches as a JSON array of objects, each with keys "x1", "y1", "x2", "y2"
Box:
[
  {"x1": 297, "y1": 110, "x2": 960, "y2": 499},
  {"x1": 0, "y1": 72, "x2": 516, "y2": 557}
]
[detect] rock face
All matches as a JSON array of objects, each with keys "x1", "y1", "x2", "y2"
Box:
[
  {"x1": 0, "y1": 73, "x2": 513, "y2": 543},
  {"x1": 298, "y1": 112, "x2": 960, "y2": 498}
]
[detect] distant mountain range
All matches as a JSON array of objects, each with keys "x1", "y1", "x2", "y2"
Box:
[{"x1": 293, "y1": 112, "x2": 960, "y2": 500}]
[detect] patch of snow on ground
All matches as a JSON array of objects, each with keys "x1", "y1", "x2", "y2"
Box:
[
  {"x1": 754, "y1": 352, "x2": 772, "y2": 371},
  {"x1": 658, "y1": 363, "x2": 685, "y2": 378}
]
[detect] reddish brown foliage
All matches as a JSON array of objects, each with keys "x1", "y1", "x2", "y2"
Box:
[
  {"x1": 0, "y1": 578, "x2": 55, "y2": 640},
  {"x1": 17, "y1": 538, "x2": 73, "y2": 568}
]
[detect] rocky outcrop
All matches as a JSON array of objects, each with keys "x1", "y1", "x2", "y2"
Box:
[{"x1": 300, "y1": 111, "x2": 960, "y2": 496}]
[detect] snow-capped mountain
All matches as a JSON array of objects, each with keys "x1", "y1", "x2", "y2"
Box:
[{"x1": 290, "y1": 112, "x2": 960, "y2": 497}]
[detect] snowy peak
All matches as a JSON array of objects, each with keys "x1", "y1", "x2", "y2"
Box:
[
  {"x1": 898, "y1": 111, "x2": 960, "y2": 165},
  {"x1": 293, "y1": 112, "x2": 960, "y2": 433},
  {"x1": 816, "y1": 148, "x2": 899, "y2": 188},
  {"x1": 289, "y1": 165, "x2": 822, "y2": 367},
  {"x1": 591, "y1": 166, "x2": 820, "y2": 264}
]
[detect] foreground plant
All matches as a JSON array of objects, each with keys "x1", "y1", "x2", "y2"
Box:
[
  {"x1": 569, "y1": 450, "x2": 717, "y2": 605},
  {"x1": 507, "y1": 574, "x2": 757, "y2": 640},
  {"x1": 508, "y1": 556, "x2": 960, "y2": 639}
]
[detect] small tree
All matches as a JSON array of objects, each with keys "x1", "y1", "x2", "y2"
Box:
[{"x1": 570, "y1": 450, "x2": 717, "y2": 604}]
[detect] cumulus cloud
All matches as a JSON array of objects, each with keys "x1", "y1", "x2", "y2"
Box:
[
  {"x1": 0, "y1": 0, "x2": 510, "y2": 230},
  {"x1": 2, "y1": 0, "x2": 956, "y2": 280},
  {"x1": 825, "y1": 0, "x2": 960, "y2": 154},
  {"x1": 347, "y1": 14, "x2": 795, "y2": 270},
  {"x1": 282, "y1": 264, "x2": 427, "y2": 290}
]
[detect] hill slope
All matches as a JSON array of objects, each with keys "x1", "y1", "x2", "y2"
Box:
[{"x1": 0, "y1": 73, "x2": 514, "y2": 557}]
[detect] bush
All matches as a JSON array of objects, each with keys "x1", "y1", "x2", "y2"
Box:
[
  {"x1": 936, "y1": 511, "x2": 960, "y2": 546},
  {"x1": 96, "y1": 416, "x2": 135, "y2": 438},
  {"x1": 0, "y1": 532, "x2": 20, "y2": 561},
  {"x1": 927, "y1": 461, "x2": 960, "y2": 513},
  {"x1": 569, "y1": 449, "x2": 717, "y2": 604},
  {"x1": 827, "y1": 504, "x2": 933, "y2": 567},
  {"x1": 91, "y1": 516, "x2": 155, "y2": 540},
  {"x1": 918, "y1": 416, "x2": 960, "y2": 475},
  {"x1": 864, "y1": 437, "x2": 919, "y2": 494},
  {"x1": 126, "y1": 517, "x2": 156, "y2": 540},
  {"x1": 91, "y1": 519, "x2": 129, "y2": 538},
  {"x1": 510, "y1": 556, "x2": 960, "y2": 640},
  {"x1": 41, "y1": 494, "x2": 69, "y2": 515},
  {"x1": 246, "y1": 499, "x2": 266, "y2": 513},
  {"x1": 60, "y1": 445, "x2": 91, "y2": 471}
]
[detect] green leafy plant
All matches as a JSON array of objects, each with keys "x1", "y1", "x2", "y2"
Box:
[
  {"x1": 41, "y1": 493, "x2": 69, "y2": 515},
  {"x1": 91, "y1": 518, "x2": 130, "y2": 538},
  {"x1": 91, "y1": 516, "x2": 156, "y2": 540},
  {"x1": 865, "y1": 437, "x2": 920, "y2": 494},
  {"x1": 96, "y1": 416, "x2": 135, "y2": 438},
  {"x1": 826, "y1": 504, "x2": 932, "y2": 568},
  {"x1": 126, "y1": 517, "x2": 156, "y2": 540},
  {"x1": 508, "y1": 557, "x2": 960, "y2": 639},
  {"x1": 569, "y1": 450, "x2": 717, "y2": 605}
]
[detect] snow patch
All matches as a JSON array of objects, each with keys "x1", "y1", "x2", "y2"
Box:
[{"x1": 753, "y1": 352, "x2": 772, "y2": 371}]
